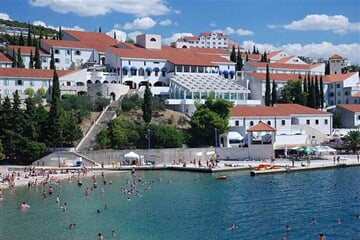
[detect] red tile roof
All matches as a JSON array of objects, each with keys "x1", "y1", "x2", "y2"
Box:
[
  {"x1": 246, "y1": 61, "x2": 322, "y2": 70},
  {"x1": 352, "y1": 92, "x2": 360, "y2": 98},
  {"x1": 63, "y1": 30, "x2": 117, "y2": 53},
  {"x1": 324, "y1": 72, "x2": 357, "y2": 83},
  {"x1": 241, "y1": 53, "x2": 261, "y2": 61},
  {"x1": 267, "y1": 50, "x2": 283, "y2": 59},
  {"x1": 329, "y1": 54, "x2": 343, "y2": 59},
  {"x1": 337, "y1": 104, "x2": 360, "y2": 113},
  {"x1": 108, "y1": 44, "x2": 233, "y2": 66},
  {"x1": 277, "y1": 56, "x2": 293, "y2": 63},
  {"x1": 231, "y1": 104, "x2": 329, "y2": 117},
  {"x1": 247, "y1": 121, "x2": 276, "y2": 132},
  {"x1": 41, "y1": 39, "x2": 90, "y2": 49},
  {"x1": 8, "y1": 45, "x2": 49, "y2": 55},
  {"x1": 0, "y1": 52, "x2": 12, "y2": 62},
  {"x1": 0, "y1": 68, "x2": 75, "y2": 78}
]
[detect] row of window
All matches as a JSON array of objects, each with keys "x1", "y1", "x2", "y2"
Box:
[
  {"x1": 122, "y1": 69, "x2": 166, "y2": 77},
  {"x1": 54, "y1": 49, "x2": 81, "y2": 56},
  {"x1": 234, "y1": 119, "x2": 328, "y2": 126},
  {"x1": 2, "y1": 79, "x2": 48, "y2": 87}
]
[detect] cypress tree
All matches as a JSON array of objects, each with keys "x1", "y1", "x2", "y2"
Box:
[
  {"x1": 98, "y1": 26, "x2": 102, "y2": 32},
  {"x1": 309, "y1": 78, "x2": 316, "y2": 108},
  {"x1": 265, "y1": 64, "x2": 271, "y2": 106},
  {"x1": 58, "y1": 26, "x2": 62, "y2": 40},
  {"x1": 320, "y1": 76, "x2": 324, "y2": 109},
  {"x1": 230, "y1": 45, "x2": 236, "y2": 62},
  {"x1": 315, "y1": 76, "x2": 320, "y2": 108},
  {"x1": 271, "y1": 80, "x2": 277, "y2": 106},
  {"x1": 19, "y1": 32, "x2": 25, "y2": 46},
  {"x1": 27, "y1": 23, "x2": 32, "y2": 46},
  {"x1": 303, "y1": 74, "x2": 307, "y2": 93},
  {"x1": 11, "y1": 48, "x2": 17, "y2": 68},
  {"x1": 325, "y1": 62, "x2": 330, "y2": 75},
  {"x1": 45, "y1": 70, "x2": 64, "y2": 148},
  {"x1": 246, "y1": 52, "x2": 249, "y2": 62},
  {"x1": 50, "y1": 48, "x2": 55, "y2": 70},
  {"x1": 113, "y1": 31, "x2": 117, "y2": 39},
  {"x1": 34, "y1": 39, "x2": 42, "y2": 69},
  {"x1": 252, "y1": 45, "x2": 256, "y2": 54},
  {"x1": 236, "y1": 47, "x2": 243, "y2": 71},
  {"x1": 17, "y1": 48, "x2": 25, "y2": 68},
  {"x1": 29, "y1": 50, "x2": 34, "y2": 69},
  {"x1": 142, "y1": 83, "x2": 153, "y2": 123}
]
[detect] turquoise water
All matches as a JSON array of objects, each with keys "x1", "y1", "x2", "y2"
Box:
[{"x1": 1, "y1": 167, "x2": 359, "y2": 240}]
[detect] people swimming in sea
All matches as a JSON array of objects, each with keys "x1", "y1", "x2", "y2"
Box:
[
  {"x1": 98, "y1": 233, "x2": 104, "y2": 240},
  {"x1": 311, "y1": 217, "x2": 317, "y2": 224},
  {"x1": 69, "y1": 223, "x2": 77, "y2": 229},
  {"x1": 97, "y1": 209, "x2": 101, "y2": 213},
  {"x1": 111, "y1": 230, "x2": 116, "y2": 237},
  {"x1": 77, "y1": 180, "x2": 82, "y2": 186},
  {"x1": 336, "y1": 219, "x2": 341, "y2": 224},
  {"x1": 228, "y1": 223, "x2": 236, "y2": 230},
  {"x1": 56, "y1": 195, "x2": 60, "y2": 204},
  {"x1": 61, "y1": 202, "x2": 67, "y2": 212},
  {"x1": 20, "y1": 202, "x2": 30, "y2": 209},
  {"x1": 285, "y1": 225, "x2": 291, "y2": 232},
  {"x1": 318, "y1": 233, "x2": 326, "y2": 240}
]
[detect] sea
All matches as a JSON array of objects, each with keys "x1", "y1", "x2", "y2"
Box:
[{"x1": 0, "y1": 167, "x2": 359, "y2": 240}]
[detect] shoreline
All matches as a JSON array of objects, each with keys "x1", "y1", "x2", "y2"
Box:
[{"x1": 1, "y1": 154, "x2": 359, "y2": 190}]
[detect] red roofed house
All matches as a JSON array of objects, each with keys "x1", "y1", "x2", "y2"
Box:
[
  {"x1": 0, "y1": 52, "x2": 12, "y2": 68},
  {"x1": 171, "y1": 31, "x2": 230, "y2": 50},
  {"x1": 229, "y1": 104, "x2": 332, "y2": 150},
  {"x1": 7, "y1": 45, "x2": 50, "y2": 69},
  {"x1": 324, "y1": 72, "x2": 359, "y2": 105},
  {"x1": 336, "y1": 104, "x2": 360, "y2": 128}
]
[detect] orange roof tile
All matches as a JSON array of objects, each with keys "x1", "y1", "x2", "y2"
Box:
[
  {"x1": 8, "y1": 45, "x2": 49, "y2": 55},
  {"x1": 0, "y1": 52, "x2": 12, "y2": 62},
  {"x1": 329, "y1": 54, "x2": 343, "y2": 59},
  {"x1": 231, "y1": 104, "x2": 329, "y2": 117},
  {"x1": 337, "y1": 104, "x2": 360, "y2": 113},
  {"x1": 323, "y1": 72, "x2": 357, "y2": 83},
  {"x1": 246, "y1": 61, "x2": 322, "y2": 70},
  {"x1": 41, "y1": 39, "x2": 90, "y2": 49},
  {"x1": 267, "y1": 50, "x2": 283, "y2": 59},
  {"x1": 241, "y1": 53, "x2": 261, "y2": 61},
  {"x1": 63, "y1": 30, "x2": 117, "y2": 53},
  {"x1": 247, "y1": 121, "x2": 276, "y2": 132},
  {"x1": 0, "y1": 68, "x2": 75, "y2": 78},
  {"x1": 276, "y1": 56, "x2": 293, "y2": 63}
]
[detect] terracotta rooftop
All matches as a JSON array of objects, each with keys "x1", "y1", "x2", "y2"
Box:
[
  {"x1": 247, "y1": 121, "x2": 276, "y2": 132},
  {"x1": 246, "y1": 61, "x2": 323, "y2": 70},
  {"x1": 8, "y1": 45, "x2": 49, "y2": 55},
  {"x1": 0, "y1": 68, "x2": 75, "y2": 78},
  {"x1": 231, "y1": 104, "x2": 330, "y2": 117},
  {"x1": 41, "y1": 39, "x2": 90, "y2": 49},
  {"x1": 0, "y1": 52, "x2": 12, "y2": 62},
  {"x1": 276, "y1": 56, "x2": 294, "y2": 63},
  {"x1": 323, "y1": 72, "x2": 358, "y2": 83},
  {"x1": 267, "y1": 50, "x2": 283, "y2": 59},
  {"x1": 337, "y1": 104, "x2": 360, "y2": 113},
  {"x1": 63, "y1": 30, "x2": 117, "y2": 53},
  {"x1": 329, "y1": 54, "x2": 343, "y2": 59}
]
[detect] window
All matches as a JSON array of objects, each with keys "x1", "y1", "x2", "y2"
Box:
[
  {"x1": 75, "y1": 50, "x2": 81, "y2": 55},
  {"x1": 315, "y1": 119, "x2": 319, "y2": 125},
  {"x1": 306, "y1": 119, "x2": 310, "y2": 125},
  {"x1": 128, "y1": 60, "x2": 131, "y2": 65},
  {"x1": 16, "y1": 79, "x2": 23, "y2": 86},
  {"x1": 267, "y1": 121, "x2": 271, "y2": 126},
  {"x1": 30, "y1": 80, "x2": 34, "y2": 86},
  {"x1": 54, "y1": 49, "x2": 59, "y2": 54},
  {"x1": 281, "y1": 120, "x2": 286, "y2": 125},
  {"x1": 66, "y1": 49, "x2": 70, "y2": 55},
  {"x1": 4, "y1": 89, "x2": 9, "y2": 95},
  {"x1": 250, "y1": 121, "x2": 254, "y2": 126},
  {"x1": 4, "y1": 79, "x2": 9, "y2": 86},
  {"x1": 162, "y1": 70, "x2": 166, "y2": 77},
  {"x1": 235, "y1": 120, "x2": 239, "y2": 126},
  {"x1": 324, "y1": 119, "x2": 328, "y2": 125},
  {"x1": 123, "y1": 69, "x2": 128, "y2": 75},
  {"x1": 55, "y1": 58, "x2": 60, "y2": 63},
  {"x1": 336, "y1": 83, "x2": 341, "y2": 88}
]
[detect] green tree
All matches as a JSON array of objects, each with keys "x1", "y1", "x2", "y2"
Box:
[
  {"x1": 63, "y1": 111, "x2": 83, "y2": 145},
  {"x1": 0, "y1": 140, "x2": 5, "y2": 161},
  {"x1": 17, "y1": 48, "x2": 25, "y2": 68},
  {"x1": 106, "y1": 115, "x2": 140, "y2": 149},
  {"x1": 271, "y1": 80, "x2": 277, "y2": 106},
  {"x1": 29, "y1": 50, "x2": 33, "y2": 68},
  {"x1": 315, "y1": 76, "x2": 320, "y2": 108},
  {"x1": 50, "y1": 48, "x2": 55, "y2": 70},
  {"x1": 189, "y1": 98, "x2": 233, "y2": 147},
  {"x1": 343, "y1": 130, "x2": 360, "y2": 153},
  {"x1": 27, "y1": 23, "x2": 32, "y2": 46},
  {"x1": 320, "y1": 76, "x2": 324, "y2": 109},
  {"x1": 34, "y1": 39, "x2": 42, "y2": 69},
  {"x1": 236, "y1": 47, "x2": 243, "y2": 71},
  {"x1": 142, "y1": 84, "x2": 153, "y2": 123},
  {"x1": 19, "y1": 32, "x2": 25, "y2": 46},
  {"x1": 11, "y1": 48, "x2": 17, "y2": 67},
  {"x1": 230, "y1": 45, "x2": 236, "y2": 62},
  {"x1": 333, "y1": 110, "x2": 342, "y2": 128},
  {"x1": 58, "y1": 26, "x2": 62, "y2": 40},
  {"x1": 45, "y1": 70, "x2": 64, "y2": 148},
  {"x1": 265, "y1": 64, "x2": 271, "y2": 106},
  {"x1": 24, "y1": 87, "x2": 35, "y2": 97},
  {"x1": 145, "y1": 124, "x2": 184, "y2": 148},
  {"x1": 37, "y1": 87, "x2": 46, "y2": 98}
]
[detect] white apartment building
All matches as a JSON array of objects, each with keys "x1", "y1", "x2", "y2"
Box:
[
  {"x1": 171, "y1": 32, "x2": 229, "y2": 49},
  {"x1": 243, "y1": 61, "x2": 325, "y2": 75},
  {"x1": 7, "y1": 45, "x2": 50, "y2": 69},
  {"x1": 326, "y1": 72, "x2": 359, "y2": 105},
  {"x1": 336, "y1": 104, "x2": 360, "y2": 128}
]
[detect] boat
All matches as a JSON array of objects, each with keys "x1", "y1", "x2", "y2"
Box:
[{"x1": 216, "y1": 175, "x2": 227, "y2": 180}]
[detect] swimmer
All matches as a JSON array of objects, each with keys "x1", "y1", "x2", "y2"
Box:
[
  {"x1": 100, "y1": 188, "x2": 105, "y2": 194},
  {"x1": 61, "y1": 202, "x2": 67, "y2": 212},
  {"x1": 318, "y1": 233, "x2": 326, "y2": 240},
  {"x1": 336, "y1": 219, "x2": 341, "y2": 224},
  {"x1": 20, "y1": 202, "x2": 30, "y2": 209},
  {"x1": 97, "y1": 209, "x2": 101, "y2": 213},
  {"x1": 311, "y1": 217, "x2": 317, "y2": 224},
  {"x1": 98, "y1": 233, "x2": 104, "y2": 240},
  {"x1": 228, "y1": 223, "x2": 236, "y2": 230},
  {"x1": 56, "y1": 195, "x2": 60, "y2": 204},
  {"x1": 112, "y1": 230, "x2": 116, "y2": 237},
  {"x1": 285, "y1": 225, "x2": 291, "y2": 232}
]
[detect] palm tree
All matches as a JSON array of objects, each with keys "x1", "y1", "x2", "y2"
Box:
[{"x1": 343, "y1": 130, "x2": 360, "y2": 153}]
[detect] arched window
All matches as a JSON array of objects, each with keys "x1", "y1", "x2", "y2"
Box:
[
  {"x1": 150, "y1": 38, "x2": 156, "y2": 42},
  {"x1": 138, "y1": 67, "x2": 145, "y2": 76},
  {"x1": 250, "y1": 121, "x2": 254, "y2": 126},
  {"x1": 267, "y1": 121, "x2": 271, "y2": 126}
]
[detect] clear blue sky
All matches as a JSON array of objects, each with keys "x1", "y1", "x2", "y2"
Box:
[{"x1": 1, "y1": 0, "x2": 359, "y2": 64}]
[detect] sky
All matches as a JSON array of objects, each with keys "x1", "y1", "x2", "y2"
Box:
[{"x1": 0, "y1": 0, "x2": 359, "y2": 64}]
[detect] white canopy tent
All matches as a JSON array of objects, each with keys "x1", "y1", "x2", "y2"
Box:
[
  {"x1": 124, "y1": 151, "x2": 143, "y2": 165},
  {"x1": 219, "y1": 131, "x2": 244, "y2": 147}
]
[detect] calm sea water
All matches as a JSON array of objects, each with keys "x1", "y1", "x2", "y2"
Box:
[{"x1": 0, "y1": 167, "x2": 359, "y2": 240}]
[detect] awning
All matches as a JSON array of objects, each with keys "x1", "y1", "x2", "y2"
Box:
[
  {"x1": 153, "y1": 67, "x2": 160, "y2": 72},
  {"x1": 122, "y1": 66, "x2": 129, "y2": 71},
  {"x1": 146, "y1": 67, "x2": 153, "y2": 72},
  {"x1": 222, "y1": 70, "x2": 229, "y2": 75},
  {"x1": 161, "y1": 67, "x2": 167, "y2": 72},
  {"x1": 229, "y1": 70, "x2": 235, "y2": 75},
  {"x1": 130, "y1": 66, "x2": 137, "y2": 71},
  {"x1": 211, "y1": 69, "x2": 218, "y2": 73}
]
